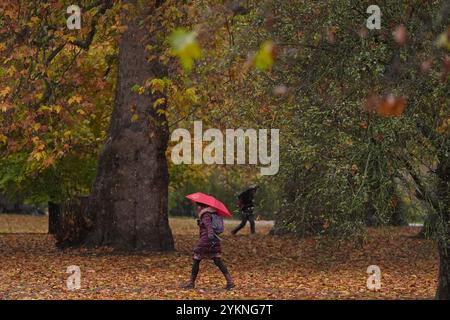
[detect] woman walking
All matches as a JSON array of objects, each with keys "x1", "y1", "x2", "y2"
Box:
[{"x1": 181, "y1": 193, "x2": 235, "y2": 290}]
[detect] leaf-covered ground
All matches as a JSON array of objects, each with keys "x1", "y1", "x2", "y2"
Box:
[{"x1": 0, "y1": 215, "x2": 438, "y2": 299}]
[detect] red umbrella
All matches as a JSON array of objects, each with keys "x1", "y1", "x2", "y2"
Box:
[{"x1": 185, "y1": 192, "x2": 232, "y2": 218}]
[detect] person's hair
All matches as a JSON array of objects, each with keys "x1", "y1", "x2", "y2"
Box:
[{"x1": 196, "y1": 202, "x2": 207, "y2": 209}]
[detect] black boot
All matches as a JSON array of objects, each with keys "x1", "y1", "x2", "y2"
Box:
[
  {"x1": 213, "y1": 258, "x2": 235, "y2": 290},
  {"x1": 224, "y1": 273, "x2": 235, "y2": 290},
  {"x1": 180, "y1": 279, "x2": 195, "y2": 289},
  {"x1": 180, "y1": 259, "x2": 200, "y2": 289}
]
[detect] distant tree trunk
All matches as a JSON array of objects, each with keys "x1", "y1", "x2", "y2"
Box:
[
  {"x1": 435, "y1": 153, "x2": 450, "y2": 300},
  {"x1": 55, "y1": 196, "x2": 91, "y2": 249},
  {"x1": 417, "y1": 212, "x2": 437, "y2": 239},
  {"x1": 365, "y1": 183, "x2": 408, "y2": 227},
  {"x1": 389, "y1": 201, "x2": 408, "y2": 227},
  {"x1": 48, "y1": 201, "x2": 60, "y2": 234},
  {"x1": 0, "y1": 193, "x2": 23, "y2": 214},
  {"x1": 84, "y1": 1, "x2": 174, "y2": 251},
  {"x1": 364, "y1": 199, "x2": 379, "y2": 227},
  {"x1": 269, "y1": 220, "x2": 291, "y2": 236}
]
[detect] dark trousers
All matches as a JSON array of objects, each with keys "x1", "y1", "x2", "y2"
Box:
[
  {"x1": 187, "y1": 258, "x2": 234, "y2": 287},
  {"x1": 232, "y1": 213, "x2": 255, "y2": 234}
]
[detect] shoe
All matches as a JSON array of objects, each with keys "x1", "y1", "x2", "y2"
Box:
[
  {"x1": 180, "y1": 281, "x2": 195, "y2": 289},
  {"x1": 225, "y1": 282, "x2": 235, "y2": 290},
  {"x1": 224, "y1": 273, "x2": 235, "y2": 290}
]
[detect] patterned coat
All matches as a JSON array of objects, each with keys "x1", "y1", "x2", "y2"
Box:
[{"x1": 193, "y1": 207, "x2": 221, "y2": 260}]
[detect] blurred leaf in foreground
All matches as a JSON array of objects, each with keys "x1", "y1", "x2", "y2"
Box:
[
  {"x1": 253, "y1": 41, "x2": 277, "y2": 70},
  {"x1": 169, "y1": 29, "x2": 202, "y2": 72},
  {"x1": 365, "y1": 94, "x2": 407, "y2": 117},
  {"x1": 436, "y1": 27, "x2": 450, "y2": 50}
]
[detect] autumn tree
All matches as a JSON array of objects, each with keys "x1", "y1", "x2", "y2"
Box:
[
  {"x1": 0, "y1": 0, "x2": 117, "y2": 224},
  {"x1": 0, "y1": 0, "x2": 178, "y2": 250},
  {"x1": 84, "y1": 0, "x2": 174, "y2": 250},
  {"x1": 189, "y1": 0, "x2": 449, "y2": 298}
]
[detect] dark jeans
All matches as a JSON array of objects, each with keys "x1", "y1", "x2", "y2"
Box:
[{"x1": 232, "y1": 213, "x2": 255, "y2": 234}]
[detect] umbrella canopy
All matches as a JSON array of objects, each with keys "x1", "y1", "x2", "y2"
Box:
[
  {"x1": 237, "y1": 185, "x2": 258, "y2": 198},
  {"x1": 185, "y1": 192, "x2": 232, "y2": 217}
]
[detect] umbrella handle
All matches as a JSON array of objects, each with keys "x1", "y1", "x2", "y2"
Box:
[{"x1": 214, "y1": 233, "x2": 224, "y2": 242}]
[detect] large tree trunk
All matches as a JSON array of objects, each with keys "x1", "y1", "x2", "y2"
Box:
[
  {"x1": 435, "y1": 152, "x2": 450, "y2": 299},
  {"x1": 85, "y1": 1, "x2": 174, "y2": 251},
  {"x1": 437, "y1": 242, "x2": 450, "y2": 299}
]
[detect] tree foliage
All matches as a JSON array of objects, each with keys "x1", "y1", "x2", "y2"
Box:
[{"x1": 191, "y1": 0, "x2": 450, "y2": 240}]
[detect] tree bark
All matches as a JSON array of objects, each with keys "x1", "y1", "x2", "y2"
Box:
[
  {"x1": 55, "y1": 196, "x2": 91, "y2": 249},
  {"x1": 435, "y1": 151, "x2": 450, "y2": 299},
  {"x1": 48, "y1": 201, "x2": 60, "y2": 235},
  {"x1": 437, "y1": 241, "x2": 450, "y2": 299},
  {"x1": 418, "y1": 211, "x2": 437, "y2": 239},
  {"x1": 389, "y1": 202, "x2": 408, "y2": 227},
  {"x1": 84, "y1": 1, "x2": 174, "y2": 251}
]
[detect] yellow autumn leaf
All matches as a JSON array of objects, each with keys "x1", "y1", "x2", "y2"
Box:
[
  {"x1": 0, "y1": 102, "x2": 11, "y2": 112},
  {"x1": 36, "y1": 142, "x2": 45, "y2": 151},
  {"x1": 436, "y1": 32, "x2": 450, "y2": 51},
  {"x1": 38, "y1": 105, "x2": 52, "y2": 112},
  {"x1": 33, "y1": 123, "x2": 41, "y2": 131},
  {"x1": 68, "y1": 95, "x2": 82, "y2": 105},
  {"x1": 65, "y1": 35, "x2": 77, "y2": 42},
  {"x1": 0, "y1": 134, "x2": 7, "y2": 144},
  {"x1": 153, "y1": 98, "x2": 166, "y2": 108},
  {"x1": 33, "y1": 151, "x2": 44, "y2": 161},
  {"x1": 27, "y1": 16, "x2": 40, "y2": 28},
  {"x1": 54, "y1": 105, "x2": 62, "y2": 113},
  {"x1": 0, "y1": 86, "x2": 11, "y2": 98},
  {"x1": 156, "y1": 108, "x2": 167, "y2": 116},
  {"x1": 148, "y1": 78, "x2": 166, "y2": 94},
  {"x1": 185, "y1": 88, "x2": 199, "y2": 103},
  {"x1": 7, "y1": 65, "x2": 16, "y2": 77},
  {"x1": 169, "y1": 29, "x2": 202, "y2": 72},
  {"x1": 254, "y1": 41, "x2": 276, "y2": 70}
]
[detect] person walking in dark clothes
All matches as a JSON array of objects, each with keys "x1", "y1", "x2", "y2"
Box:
[
  {"x1": 180, "y1": 203, "x2": 235, "y2": 290},
  {"x1": 231, "y1": 186, "x2": 258, "y2": 235}
]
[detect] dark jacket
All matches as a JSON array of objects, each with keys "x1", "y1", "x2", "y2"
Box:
[{"x1": 194, "y1": 208, "x2": 221, "y2": 256}]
